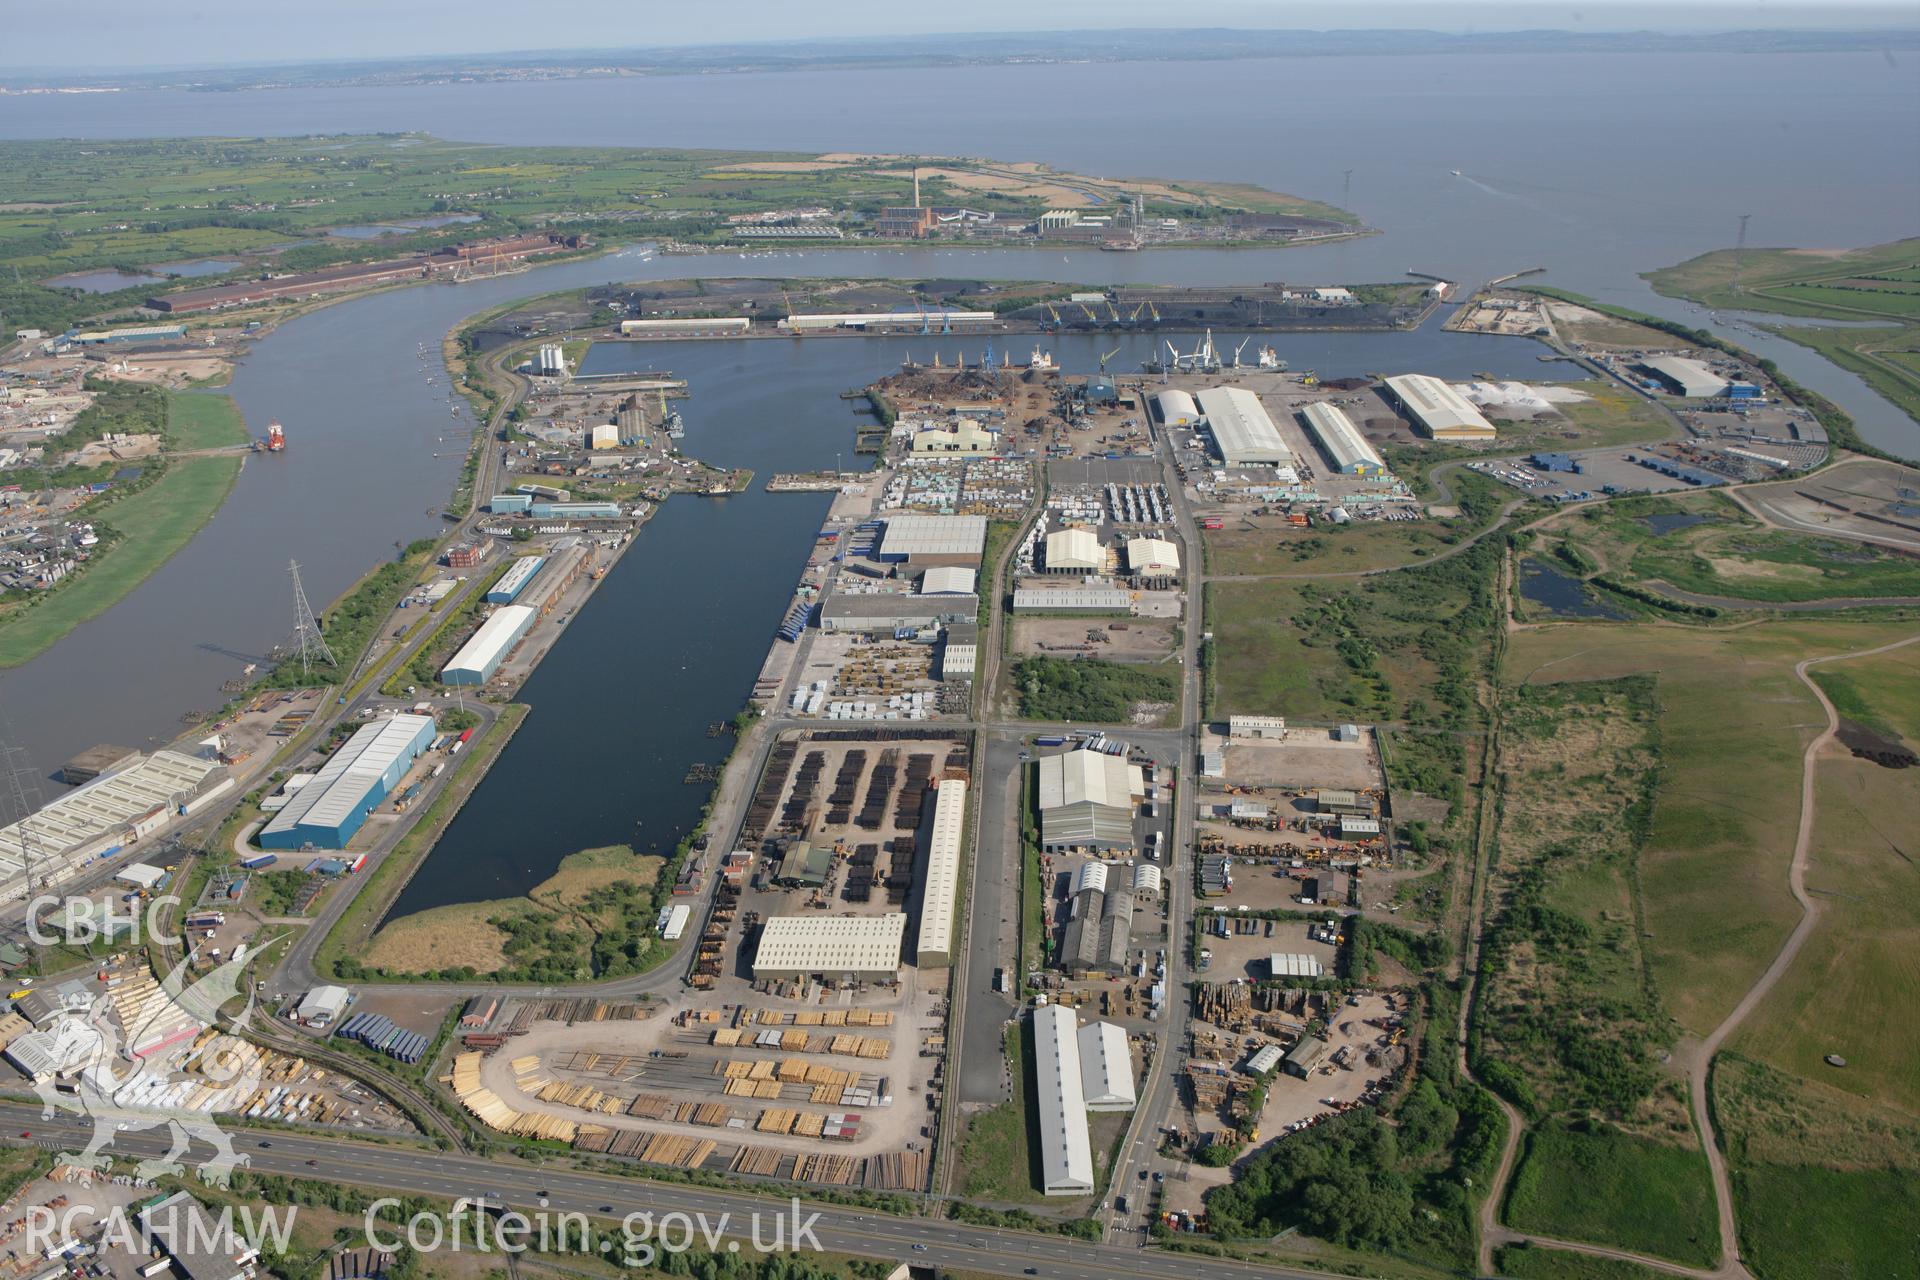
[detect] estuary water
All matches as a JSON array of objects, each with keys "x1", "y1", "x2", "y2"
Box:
[{"x1": 0, "y1": 49, "x2": 1912, "y2": 856}]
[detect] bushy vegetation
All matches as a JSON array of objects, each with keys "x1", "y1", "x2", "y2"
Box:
[
  {"x1": 260, "y1": 539, "x2": 437, "y2": 690},
  {"x1": 1011, "y1": 656, "x2": 1176, "y2": 722}
]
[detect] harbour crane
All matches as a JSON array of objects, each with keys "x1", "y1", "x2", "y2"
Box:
[
  {"x1": 1045, "y1": 301, "x2": 1063, "y2": 328},
  {"x1": 1105, "y1": 300, "x2": 1122, "y2": 323},
  {"x1": 1098, "y1": 347, "x2": 1122, "y2": 371},
  {"x1": 1078, "y1": 303, "x2": 1099, "y2": 323},
  {"x1": 1128, "y1": 301, "x2": 1147, "y2": 323},
  {"x1": 1232, "y1": 337, "x2": 1251, "y2": 369}
]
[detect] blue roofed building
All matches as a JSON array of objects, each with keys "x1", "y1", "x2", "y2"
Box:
[{"x1": 256, "y1": 714, "x2": 435, "y2": 850}]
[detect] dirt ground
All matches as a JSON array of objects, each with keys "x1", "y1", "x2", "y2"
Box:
[
  {"x1": 95, "y1": 355, "x2": 232, "y2": 389},
  {"x1": 348, "y1": 988, "x2": 456, "y2": 1040},
  {"x1": 1198, "y1": 914, "x2": 1340, "y2": 983},
  {"x1": 1209, "y1": 728, "x2": 1385, "y2": 791},
  {"x1": 1011, "y1": 616, "x2": 1175, "y2": 662}
]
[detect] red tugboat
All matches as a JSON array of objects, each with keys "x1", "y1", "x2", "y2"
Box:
[{"x1": 265, "y1": 421, "x2": 285, "y2": 452}]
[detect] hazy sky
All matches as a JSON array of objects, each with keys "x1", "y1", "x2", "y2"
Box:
[{"x1": 7, "y1": 1, "x2": 1916, "y2": 73}]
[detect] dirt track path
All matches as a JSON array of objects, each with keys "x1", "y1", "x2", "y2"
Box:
[{"x1": 1476, "y1": 628, "x2": 1920, "y2": 1279}]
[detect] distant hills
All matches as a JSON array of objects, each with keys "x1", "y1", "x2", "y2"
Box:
[{"x1": 7, "y1": 26, "x2": 1920, "y2": 92}]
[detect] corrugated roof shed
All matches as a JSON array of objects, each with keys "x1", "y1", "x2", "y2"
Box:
[
  {"x1": 1044, "y1": 527, "x2": 1104, "y2": 572},
  {"x1": 1197, "y1": 386, "x2": 1292, "y2": 465},
  {"x1": 1078, "y1": 1020, "x2": 1137, "y2": 1110},
  {"x1": 1385, "y1": 374, "x2": 1496, "y2": 440},
  {"x1": 878, "y1": 514, "x2": 987, "y2": 560},
  {"x1": 1300, "y1": 401, "x2": 1387, "y2": 474},
  {"x1": 915, "y1": 779, "x2": 967, "y2": 966},
  {"x1": 1033, "y1": 1004, "x2": 1095, "y2": 1194}
]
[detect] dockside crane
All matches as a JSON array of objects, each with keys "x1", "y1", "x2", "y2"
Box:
[{"x1": 1098, "y1": 347, "x2": 1121, "y2": 372}]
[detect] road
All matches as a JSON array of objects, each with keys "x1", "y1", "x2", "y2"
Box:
[{"x1": 0, "y1": 1104, "x2": 1342, "y2": 1280}]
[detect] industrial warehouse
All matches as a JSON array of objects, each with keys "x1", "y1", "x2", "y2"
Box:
[
  {"x1": 1031, "y1": 1003, "x2": 1138, "y2": 1195},
  {"x1": 1037, "y1": 747, "x2": 1146, "y2": 852},
  {"x1": 1299, "y1": 401, "x2": 1388, "y2": 476},
  {"x1": 0, "y1": 750, "x2": 229, "y2": 903},
  {"x1": 1383, "y1": 373, "x2": 1498, "y2": 441},
  {"x1": 256, "y1": 714, "x2": 435, "y2": 850},
  {"x1": 441, "y1": 605, "x2": 536, "y2": 685},
  {"x1": 1195, "y1": 386, "x2": 1294, "y2": 466},
  {"x1": 912, "y1": 778, "x2": 966, "y2": 967}
]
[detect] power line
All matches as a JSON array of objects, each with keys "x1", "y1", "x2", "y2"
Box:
[{"x1": 289, "y1": 560, "x2": 336, "y2": 677}]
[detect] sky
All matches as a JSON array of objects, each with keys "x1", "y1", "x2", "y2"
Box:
[{"x1": 5, "y1": 1, "x2": 1916, "y2": 73}]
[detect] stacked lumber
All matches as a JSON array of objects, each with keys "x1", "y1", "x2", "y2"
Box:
[
  {"x1": 793, "y1": 1153, "x2": 859, "y2": 1185},
  {"x1": 626, "y1": 1094, "x2": 673, "y2": 1120},
  {"x1": 730, "y1": 1147, "x2": 787, "y2": 1178},
  {"x1": 864, "y1": 1150, "x2": 927, "y2": 1192},
  {"x1": 537, "y1": 1079, "x2": 623, "y2": 1114}
]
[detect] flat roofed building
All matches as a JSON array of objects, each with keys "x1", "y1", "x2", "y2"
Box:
[
  {"x1": 441, "y1": 605, "x2": 536, "y2": 685},
  {"x1": 1228, "y1": 714, "x2": 1287, "y2": 739},
  {"x1": 256, "y1": 714, "x2": 434, "y2": 851},
  {"x1": 1640, "y1": 355, "x2": 1728, "y2": 399},
  {"x1": 1124, "y1": 537, "x2": 1180, "y2": 580},
  {"x1": 1012, "y1": 587, "x2": 1133, "y2": 614},
  {"x1": 1044, "y1": 527, "x2": 1104, "y2": 573},
  {"x1": 777, "y1": 311, "x2": 994, "y2": 332},
  {"x1": 1038, "y1": 748, "x2": 1144, "y2": 852},
  {"x1": 877, "y1": 514, "x2": 988, "y2": 565},
  {"x1": 1197, "y1": 386, "x2": 1292, "y2": 466},
  {"x1": 941, "y1": 622, "x2": 979, "y2": 680},
  {"x1": 818, "y1": 592, "x2": 976, "y2": 634},
  {"x1": 1033, "y1": 1004, "x2": 1095, "y2": 1194},
  {"x1": 1300, "y1": 401, "x2": 1387, "y2": 476},
  {"x1": 139, "y1": 1190, "x2": 260, "y2": 1280},
  {"x1": 1078, "y1": 1020, "x2": 1137, "y2": 1110},
  {"x1": 1153, "y1": 389, "x2": 1199, "y2": 427},
  {"x1": 619, "y1": 317, "x2": 751, "y2": 336},
  {"x1": 1315, "y1": 788, "x2": 1371, "y2": 816},
  {"x1": 910, "y1": 422, "x2": 999, "y2": 455},
  {"x1": 915, "y1": 779, "x2": 966, "y2": 967},
  {"x1": 1384, "y1": 374, "x2": 1497, "y2": 441},
  {"x1": 751, "y1": 913, "x2": 907, "y2": 981}
]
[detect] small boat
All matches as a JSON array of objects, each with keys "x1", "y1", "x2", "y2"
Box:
[{"x1": 1450, "y1": 169, "x2": 1463, "y2": 176}]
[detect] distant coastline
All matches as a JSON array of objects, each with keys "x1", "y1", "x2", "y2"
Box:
[{"x1": 5, "y1": 26, "x2": 1920, "y2": 93}]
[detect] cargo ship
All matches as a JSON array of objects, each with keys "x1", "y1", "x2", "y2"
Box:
[{"x1": 665, "y1": 410, "x2": 686, "y2": 440}]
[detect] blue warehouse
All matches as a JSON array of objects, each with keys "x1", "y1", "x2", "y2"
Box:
[
  {"x1": 487, "y1": 555, "x2": 545, "y2": 603},
  {"x1": 256, "y1": 714, "x2": 435, "y2": 850}
]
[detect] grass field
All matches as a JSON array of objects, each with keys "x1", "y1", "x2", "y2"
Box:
[
  {"x1": 1494, "y1": 1245, "x2": 1677, "y2": 1280},
  {"x1": 0, "y1": 134, "x2": 1351, "y2": 330},
  {"x1": 1732, "y1": 641, "x2": 1920, "y2": 1114},
  {"x1": 166, "y1": 389, "x2": 250, "y2": 448},
  {"x1": 1645, "y1": 239, "x2": 1920, "y2": 428},
  {"x1": 0, "y1": 454, "x2": 239, "y2": 667},
  {"x1": 1503, "y1": 618, "x2": 1916, "y2": 1037},
  {"x1": 957, "y1": 1021, "x2": 1045, "y2": 1203},
  {"x1": 1502, "y1": 1119, "x2": 1718, "y2": 1267}
]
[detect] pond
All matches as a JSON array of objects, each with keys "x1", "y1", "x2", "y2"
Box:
[
  {"x1": 1641, "y1": 511, "x2": 1713, "y2": 536},
  {"x1": 1518, "y1": 557, "x2": 1626, "y2": 620}
]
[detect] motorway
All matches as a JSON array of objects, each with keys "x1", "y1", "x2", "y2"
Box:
[{"x1": 0, "y1": 1103, "x2": 1330, "y2": 1280}]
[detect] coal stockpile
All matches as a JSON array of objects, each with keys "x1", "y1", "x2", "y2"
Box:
[
  {"x1": 857, "y1": 750, "x2": 900, "y2": 829},
  {"x1": 781, "y1": 751, "x2": 826, "y2": 830},
  {"x1": 826, "y1": 750, "x2": 866, "y2": 826}
]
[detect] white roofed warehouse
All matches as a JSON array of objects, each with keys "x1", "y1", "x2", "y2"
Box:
[
  {"x1": 1078, "y1": 1020, "x2": 1137, "y2": 1111},
  {"x1": 1197, "y1": 386, "x2": 1292, "y2": 466},
  {"x1": 441, "y1": 605, "x2": 536, "y2": 685},
  {"x1": 1639, "y1": 355, "x2": 1728, "y2": 399},
  {"x1": 1037, "y1": 748, "x2": 1144, "y2": 852},
  {"x1": 1033, "y1": 1004, "x2": 1095, "y2": 1194},
  {"x1": 877, "y1": 514, "x2": 988, "y2": 566},
  {"x1": 257, "y1": 714, "x2": 435, "y2": 850},
  {"x1": 1124, "y1": 536, "x2": 1181, "y2": 585},
  {"x1": 1299, "y1": 401, "x2": 1387, "y2": 476},
  {"x1": 1043, "y1": 527, "x2": 1104, "y2": 574},
  {"x1": 752, "y1": 913, "x2": 907, "y2": 982},
  {"x1": 1384, "y1": 374, "x2": 1497, "y2": 441},
  {"x1": 915, "y1": 779, "x2": 967, "y2": 967},
  {"x1": 1153, "y1": 389, "x2": 1199, "y2": 427}
]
